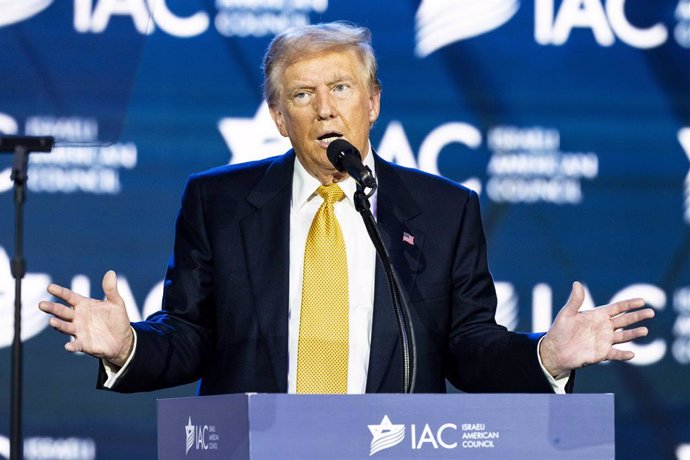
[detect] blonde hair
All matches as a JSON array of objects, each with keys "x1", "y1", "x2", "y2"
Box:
[{"x1": 262, "y1": 21, "x2": 381, "y2": 105}]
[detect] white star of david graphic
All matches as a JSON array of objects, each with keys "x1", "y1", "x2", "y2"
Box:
[
  {"x1": 217, "y1": 101, "x2": 292, "y2": 165},
  {"x1": 368, "y1": 415, "x2": 405, "y2": 456}
]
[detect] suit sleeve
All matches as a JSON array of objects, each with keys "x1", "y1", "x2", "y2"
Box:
[
  {"x1": 98, "y1": 176, "x2": 216, "y2": 392},
  {"x1": 444, "y1": 190, "x2": 560, "y2": 393}
]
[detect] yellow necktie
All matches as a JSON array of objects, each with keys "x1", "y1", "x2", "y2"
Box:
[{"x1": 296, "y1": 184, "x2": 349, "y2": 394}]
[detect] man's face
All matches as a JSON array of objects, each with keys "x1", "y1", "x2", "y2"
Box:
[{"x1": 269, "y1": 49, "x2": 381, "y2": 185}]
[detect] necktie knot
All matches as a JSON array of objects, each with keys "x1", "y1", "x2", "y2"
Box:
[{"x1": 317, "y1": 184, "x2": 345, "y2": 205}]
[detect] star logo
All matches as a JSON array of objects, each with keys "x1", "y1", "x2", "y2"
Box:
[
  {"x1": 415, "y1": 0, "x2": 520, "y2": 57},
  {"x1": 0, "y1": 434, "x2": 9, "y2": 459},
  {"x1": 495, "y1": 282, "x2": 519, "y2": 331},
  {"x1": 368, "y1": 415, "x2": 405, "y2": 456},
  {"x1": 217, "y1": 101, "x2": 292, "y2": 165},
  {"x1": 0, "y1": 246, "x2": 51, "y2": 349},
  {"x1": 0, "y1": 168, "x2": 12, "y2": 194},
  {"x1": 678, "y1": 127, "x2": 690, "y2": 224},
  {"x1": 0, "y1": 112, "x2": 18, "y2": 194},
  {"x1": 185, "y1": 417, "x2": 194, "y2": 455},
  {"x1": 0, "y1": 0, "x2": 54, "y2": 28}
]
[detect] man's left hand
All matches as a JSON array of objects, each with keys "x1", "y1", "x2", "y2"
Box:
[{"x1": 540, "y1": 281, "x2": 655, "y2": 378}]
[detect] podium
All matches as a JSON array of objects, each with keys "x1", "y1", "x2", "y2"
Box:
[{"x1": 158, "y1": 393, "x2": 614, "y2": 459}]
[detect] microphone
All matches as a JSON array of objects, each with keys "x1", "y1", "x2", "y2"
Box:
[
  {"x1": 326, "y1": 139, "x2": 377, "y2": 189},
  {"x1": 0, "y1": 136, "x2": 54, "y2": 153}
]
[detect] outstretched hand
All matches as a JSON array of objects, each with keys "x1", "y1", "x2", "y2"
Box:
[
  {"x1": 540, "y1": 281, "x2": 655, "y2": 378},
  {"x1": 38, "y1": 270, "x2": 134, "y2": 368}
]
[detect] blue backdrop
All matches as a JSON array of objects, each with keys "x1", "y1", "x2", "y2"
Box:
[{"x1": 1, "y1": 1, "x2": 689, "y2": 458}]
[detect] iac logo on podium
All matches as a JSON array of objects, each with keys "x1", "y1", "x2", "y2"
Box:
[
  {"x1": 184, "y1": 417, "x2": 220, "y2": 455},
  {"x1": 367, "y1": 415, "x2": 501, "y2": 456}
]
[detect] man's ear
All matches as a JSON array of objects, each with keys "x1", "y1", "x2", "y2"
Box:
[
  {"x1": 269, "y1": 104, "x2": 289, "y2": 137},
  {"x1": 368, "y1": 88, "x2": 381, "y2": 124}
]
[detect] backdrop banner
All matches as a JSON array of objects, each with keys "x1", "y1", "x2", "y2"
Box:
[{"x1": 1, "y1": 1, "x2": 689, "y2": 459}]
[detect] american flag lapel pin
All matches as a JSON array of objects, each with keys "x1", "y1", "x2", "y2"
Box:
[{"x1": 402, "y1": 232, "x2": 415, "y2": 246}]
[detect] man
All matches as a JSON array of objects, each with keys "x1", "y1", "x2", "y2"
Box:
[{"x1": 39, "y1": 22, "x2": 653, "y2": 394}]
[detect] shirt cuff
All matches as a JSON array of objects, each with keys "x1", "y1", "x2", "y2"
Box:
[
  {"x1": 102, "y1": 326, "x2": 137, "y2": 389},
  {"x1": 537, "y1": 335, "x2": 570, "y2": 394}
]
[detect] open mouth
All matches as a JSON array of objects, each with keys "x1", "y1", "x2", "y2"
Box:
[{"x1": 317, "y1": 132, "x2": 343, "y2": 144}]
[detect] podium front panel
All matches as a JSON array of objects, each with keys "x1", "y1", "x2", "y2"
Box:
[
  {"x1": 158, "y1": 393, "x2": 250, "y2": 459},
  {"x1": 158, "y1": 393, "x2": 614, "y2": 459}
]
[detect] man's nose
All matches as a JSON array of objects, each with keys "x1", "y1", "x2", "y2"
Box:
[{"x1": 315, "y1": 88, "x2": 337, "y2": 119}]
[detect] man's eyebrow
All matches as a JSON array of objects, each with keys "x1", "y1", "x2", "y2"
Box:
[
  {"x1": 285, "y1": 82, "x2": 315, "y2": 93},
  {"x1": 327, "y1": 75, "x2": 355, "y2": 85},
  {"x1": 285, "y1": 75, "x2": 356, "y2": 94}
]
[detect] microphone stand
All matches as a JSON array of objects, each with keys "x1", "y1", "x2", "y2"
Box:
[
  {"x1": 353, "y1": 184, "x2": 417, "y2": 393},
  {"x1": 0, "y1": 135, "x2": 54, "y2": 460}
]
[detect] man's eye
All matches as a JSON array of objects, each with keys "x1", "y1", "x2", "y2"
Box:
[
  {"x1": 333, "y1": 84, "x2": 347, "y2": 92},
  {"x1": 293, "y1": 92, "x2": 311, "y2": 104}
]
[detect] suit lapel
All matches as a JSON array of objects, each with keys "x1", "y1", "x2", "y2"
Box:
[
  {"x1": 366, "y1": 156, "x2": 424, "y2": 393},
  {"x1": 239, "y1": 152, "x2": 294, "y2": 393}
]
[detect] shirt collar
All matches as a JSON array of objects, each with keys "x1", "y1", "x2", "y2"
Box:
[{"x1": 292, "y1": 144, "x2": 376, "y2": 209}]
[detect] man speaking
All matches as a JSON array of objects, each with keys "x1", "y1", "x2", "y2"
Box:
[{"x1": 39, "y1": 22, "x2": 653, "y2": 395}]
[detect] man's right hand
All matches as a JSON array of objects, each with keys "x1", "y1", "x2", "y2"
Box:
[{"x1": 39, "y1": 270, "x2": 134, "y2": 368}]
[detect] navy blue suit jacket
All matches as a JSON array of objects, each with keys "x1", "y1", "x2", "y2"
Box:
[{"x1": 101, "y1": 151, "x2": 560, "y2": 394}]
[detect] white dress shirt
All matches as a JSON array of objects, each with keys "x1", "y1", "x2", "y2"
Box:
[{"x1": 287, "y1": 149, "x2": 377, "y2": 394}]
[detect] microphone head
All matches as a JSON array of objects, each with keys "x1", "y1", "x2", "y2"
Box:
[{"x1": 326, "y1": 138, "x2": 360, "y2": 172}]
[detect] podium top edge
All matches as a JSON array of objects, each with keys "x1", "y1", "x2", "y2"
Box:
[{"x1": 156, "y1": 393, "x2": 614, "y2": 402}]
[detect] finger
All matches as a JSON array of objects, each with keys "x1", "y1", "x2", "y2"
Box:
[
  {"x1": 610, "y1": 308, "x2": 655, "y2": 329},
  {"x1": 102, "y1": 270, "x2": 124, "y2": 307},
  {"x1": 47, "y1": 283, "x2": 85, "y2": 307},
  {"x1": 65, "y1": 339, "x2": 83, "y2": 354},
  {"x1": 606, "y1": 348, "x2": 635, "y2": 362},
  {"x1": 562, "y1": 281, "x2": 585, "y2": 314},
  {"x1": 606, "y1": 297, "x2": 647, "y2": 317},
  {"x1": 612, "y1": 326, "x2": 649, "y2": 344},
  {"x1": 38, "y1": 301, "x2": 75, "y2": 321},
  {"x1": 48, "y1": 317, "x2": 77, "y2": 336}
]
